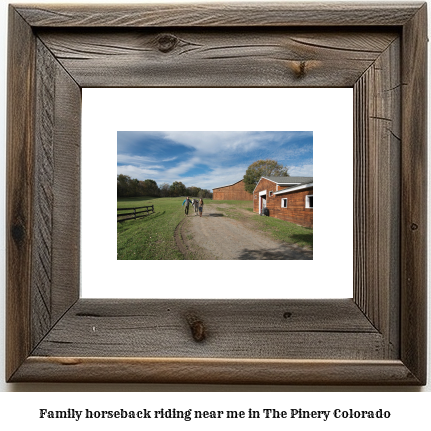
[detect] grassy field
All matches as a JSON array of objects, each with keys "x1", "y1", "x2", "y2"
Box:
[
  {"x1": 117, "y1": 197, "x2": 313, "y2": 260},
  {"x1": 251, "y1": 213, "x2": 313, "y2": 249},
  {"x1": 117, "y1": 197, "x2": 186, "y2": 260}
]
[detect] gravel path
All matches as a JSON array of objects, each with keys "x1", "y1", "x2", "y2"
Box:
[{"x1": 180, "y1": 206, "x2": 312, "y2": 260}]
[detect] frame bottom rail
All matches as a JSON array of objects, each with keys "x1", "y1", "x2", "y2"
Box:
[{"x1": 9, "y1": 356, "x2": 422, "y2": 385}]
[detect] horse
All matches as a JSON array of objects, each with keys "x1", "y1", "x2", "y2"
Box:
[{"x1": 191, "y1": 199, "x2": 199, "y2": 215}]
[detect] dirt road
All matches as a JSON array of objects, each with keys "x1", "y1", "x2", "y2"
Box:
[{"x1": 176, "y1": 205, "x2": 312, "y2": 260}]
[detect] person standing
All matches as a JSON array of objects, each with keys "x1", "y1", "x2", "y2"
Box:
[
  {"x1": 182, "y1": 196, "x2": 192, "y2": 215},
  {"x1": 198, "y1": 198, "x2": 204, "y2": 217}
]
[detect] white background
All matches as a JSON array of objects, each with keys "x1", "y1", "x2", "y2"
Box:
[
  {"x1": 82, "y1": 88, "x2": 352, "y2": 299},
  {"x1": 0, "y1": 0, "x2": 429, "y2": 414}
]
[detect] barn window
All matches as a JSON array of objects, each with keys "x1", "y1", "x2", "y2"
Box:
[
  {"x1": 305, "y1": 195, "x2": 313, "y2": 208},
  {"x1": 281, "y1": 198, "x2": 288, "y2": 208}
]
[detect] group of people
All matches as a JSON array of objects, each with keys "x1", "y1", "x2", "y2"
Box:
[{"x1": 182, "y1": 197, "x2": 204, "y2": 217}]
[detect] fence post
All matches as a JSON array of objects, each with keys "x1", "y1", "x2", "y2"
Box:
[{"x1": 134, "y1": 208, "x2": 136, "y2": 219}]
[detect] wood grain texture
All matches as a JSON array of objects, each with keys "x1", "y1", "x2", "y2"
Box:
[
  {"x1": 6, "y1": 2, "x2": 427, "y2": 385},
  {"x1": 12, "y1": 357, "x2": 420, "y2": 385},
  {"x1": 32, "y1": 40, "x2": 56, "y2": 347},
  {"x1": 353, "y1": 38, "x2": 401, "y2": 359},
  {"x1": 15, "y1": 2, "x2": 423, "y2": 27},
  {"x1": 31, "y1": 39, "x2": 81, "y2": 348},
  {"x1": 37, "y1": 29, "x2": 398, "y2": 88},
  {"x1": 400, "y1": 3, "x2": 428, "y2": 384},
  {"x1": 32, "y1": 299, "x2": 383, "y2": 360},
  {"x1": 50, "y1": 53, "x2": 81, "y2": 324},
  {"x1": 6, "y1": 7, "x2": 36, "y2": 381}
]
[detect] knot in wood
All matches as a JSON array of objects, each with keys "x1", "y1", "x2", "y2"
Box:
[
  {"x1": 157, "y1": 34, "x2": 178, "y2": 53},
  {"x1": 11, "y1": 222, "x2": 25, "y2": 245},
  {"x1": 186, "y1": 315, "x2": 206, "y2": 342},
  {"x1": 294, "y1": 61, "x2": 307, "y2": 78},
  {"x1": 410, "y1": 223, "x2": 418, "y2": 230}
]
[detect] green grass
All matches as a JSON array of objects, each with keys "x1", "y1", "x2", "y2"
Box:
[
  {"x1": 117, "y1": 197, "x2": 186, "y2": 260},
  {"x1": 251, "y1": 215, "x2": 313, "y2": 249}
]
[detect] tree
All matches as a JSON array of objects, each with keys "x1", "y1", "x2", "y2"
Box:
[
  {"x1": 117, "y1": 175, "x2": 161, "y2": 197},
  {"x1": 243, "y1": 159, "x2": 289, "y2": 193},
  {"x1": 202, "y1": 189, "x2": 213, "y2": 199},
  {"x1": 129, "y1": 178, "x2": 140, "y2": 197},
  {"x1": 159, "y1": 183, "x2": 170, "y2": 197},
  {"x1": 169, "y1": 181, "x2": 186, "y2": 197},
  {"x1": 117, "y1": 174, "x2": 138, "y2": 197},
  {"x1": 142, "y1": 179, "x2": 160, "y2": 196},
  {"x1": 117, "y1": 176, "x2": 212, "y2": 199},
  {"x1": 187, "y1": 186, "x2": 200, "y2": 198},
  {"x1": 117, "y1": 174, "x2": 131, "y2": 197}
]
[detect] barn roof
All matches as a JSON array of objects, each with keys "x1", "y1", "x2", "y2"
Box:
[
  {"x1": 264, "y1": 176, "x2": 313, "y2": 184},
  {"x1": 274, "y1": 182, "x2": 313, "y2": 195}
]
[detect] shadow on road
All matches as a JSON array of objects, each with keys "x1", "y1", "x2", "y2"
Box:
[
  {"x1": 290, "y1": 232, "x2": 313, "y2": 247},
  {"x1": 208, "y1": 213, "x2": 225, "y2": 217},
  {"x1": 238, "y1": 247, "x2": 312, "y2": 260}
]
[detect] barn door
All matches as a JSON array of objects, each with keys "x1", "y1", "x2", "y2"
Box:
[{"x1": 259, "y1": 190, "x2": 267, "y2": 215}]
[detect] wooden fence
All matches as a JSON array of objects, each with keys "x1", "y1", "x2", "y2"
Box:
[{"x1": 117, "y1": 205, "x2": 154, "y2": 221}]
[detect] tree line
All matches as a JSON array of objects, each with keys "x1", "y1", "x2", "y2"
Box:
[
  {"x1": 117, "y1": 174, "x2": 213, "y2": 199},
  {"x1": 118, "y1": 159, "x2": 289, "y2": 199}
]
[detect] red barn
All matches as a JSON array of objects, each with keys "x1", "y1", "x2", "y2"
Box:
[
  {"x1": 213, "y1": 179, "x2": 253, "y2": 201},
  {"x1": 253, "y1": 176, "x2": 313, "y2": 228}
]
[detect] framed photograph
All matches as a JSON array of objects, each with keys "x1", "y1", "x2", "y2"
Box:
[
  {"x1": 83, "y1": 88, "x2": 351, "y2": 300},
  {"x1": 6, "y1": 2, "x2": 427, "y2": 384}
]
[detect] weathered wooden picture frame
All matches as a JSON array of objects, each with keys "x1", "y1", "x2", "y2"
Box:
[{"x1": 6, "y1": 3, "x2": 427, "y2": 384}]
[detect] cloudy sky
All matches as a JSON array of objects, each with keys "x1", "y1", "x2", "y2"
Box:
[{"x1": 117, "y1": 131, "x2": 312, "y2": 191}]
